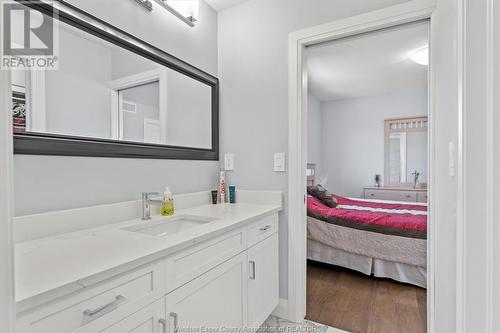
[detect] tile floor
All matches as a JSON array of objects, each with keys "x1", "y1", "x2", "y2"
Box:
[{"x1": 259, "y1": 316, "x2": 349, "y2": 333}]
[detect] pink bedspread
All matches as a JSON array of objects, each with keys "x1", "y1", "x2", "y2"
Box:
[{"x1": 307, "y1": 195, "x2": 427, "y2": 239}]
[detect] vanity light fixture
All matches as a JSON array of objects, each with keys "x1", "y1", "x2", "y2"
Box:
[
  {"x1": 410, "y1": 46, "x2": 429, "y2": 66},
  {"x1": 134, "y1": 0, "x2": 153, "y2": 11},
  {"x1": 132, "y1": 0, "x2": 199, "y2": 27},
  {"x1": 153, "y1": 0, "x2": 199, "y2": 27}
]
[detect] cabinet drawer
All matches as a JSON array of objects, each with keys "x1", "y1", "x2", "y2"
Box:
[
  {"x1": 417, "y1": 192, "x2": 428, "y2": 203},
  {"x1": 17, "y1": 263, "x2": 165, "y2": 333},
  {"x1": 165, "y1": 229, "x2": 246, "y2": 293},
  {"x1": 247, "y1": 214, "x2": 278, "y2": 247},
  {"x1": 99, "y1": 298, "x2": 165, "y2": 333},
  {"x1": 364, "y1": 190, "x2": 417, "y2": 202}
]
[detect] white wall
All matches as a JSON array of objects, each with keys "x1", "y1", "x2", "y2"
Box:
[
  {"x1": 165, "y1": 70, "x2": 212, "y2": 149},
  {"x1": 321, "y1": 90, "x2": 428, "y2": 197},
  {"x1": 460, "y1": 0, "x2": 500, "y2": 331},
  {"x1": 494, "y1": 0, "x2": 500, "y2": 328},
  {"x1": 307, "y1": 94, "x2": 323, "y2": 182},
  {"x1": 217, "y1": 0, "x2": 410, "y2": 299},
  {"x1": 110, "y1": 48, "x2": 159, "y2": 80},
  {"x1": 45, "y1": 28, "x2": 112, "y2": 139},
  {"x1": 494, "y1": 1, "x2": 500, "y2": 329},
  {"x1": 14, "y1": 0, "x2": 219, "y2": 216}
]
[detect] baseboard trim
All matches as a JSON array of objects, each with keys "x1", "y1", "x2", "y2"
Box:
[{"x1": 272, "y1": 298, "x2": 289, "y2": 320}]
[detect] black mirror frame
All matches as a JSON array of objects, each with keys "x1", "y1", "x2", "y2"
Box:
[{"x1": 13, "y1": 0, "x2": 219, "y2": 161}]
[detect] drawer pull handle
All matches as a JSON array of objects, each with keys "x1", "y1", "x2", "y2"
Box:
[
  {"x1": 170, "y1": 312, "x2": 179, "y2": 333},
  {"x1": 370, "y1": 193, "x2": 375, "y2": 196},
  {"x1": 159, "y1": 319, "x2": 167, "y2": 333},
  {"x1": 259, "y1": 225, "x2": 271, "y2": 232},
  {"x1": 249, "y1": 260, "x2": 256, "y2": 280},
  {"x1": 406, "y1": 195, "x2": 411, "y2": 198},
  {"x1": 83, "y1": 295, "x2": 126, "y2": 322}
]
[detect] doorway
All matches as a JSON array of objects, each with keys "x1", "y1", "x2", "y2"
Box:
[
  {"x1": 303, "y1": 21, "x2": 429, "y2": 332},
  {"x1": 286, "y1": 2, "x2": 437, "y2": 332},
  {"x1": 118, "y1": 81, "x2": 162, "y2": 144}
]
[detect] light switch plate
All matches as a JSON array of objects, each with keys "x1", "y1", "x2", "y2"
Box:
[
  {"x1": 224, "y1": 153, "x2": 234, "y2": 171},
  {"x1": 274, "y1": 153, "x2": 286, "y2": 172}
]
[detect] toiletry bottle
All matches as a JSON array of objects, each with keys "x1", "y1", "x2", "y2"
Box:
[
  {"x1": 219, "y1": 169, "x2": 227, "y2": 203},
  {"x1": 211, "y1": 190, "x2": 218, "y2": 204},
  {"x1": 160, "y1": 187, "x2": 175, "y2": 216},
  {"x1": 229, "y1": 185, "x2": 236, "y2": 204}
]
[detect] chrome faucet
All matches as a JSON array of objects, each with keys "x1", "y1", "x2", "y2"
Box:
[{"x1": 142, "y1": 192, "x2": 164, "y2": 221}]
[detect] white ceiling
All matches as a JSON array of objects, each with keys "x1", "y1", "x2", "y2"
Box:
[
  {"x1": 306, "y1": 22, "x2": 429, "y2": 102},
  {"x1": 204, "y1": 0, "x2": 248, "y2": 12}
]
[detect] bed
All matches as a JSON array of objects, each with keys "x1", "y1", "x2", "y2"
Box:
[{"x1": 307, "y1": 192, "x2": 427, "y2": 288}]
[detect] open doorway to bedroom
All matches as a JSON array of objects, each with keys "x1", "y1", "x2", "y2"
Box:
[{"x1": 304, "y1": 21, "x2": 429, "y2": 333}]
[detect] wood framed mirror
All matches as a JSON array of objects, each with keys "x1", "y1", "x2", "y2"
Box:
[{"x1": 384, "y1": 116, "x2": 428, "y2": 187}]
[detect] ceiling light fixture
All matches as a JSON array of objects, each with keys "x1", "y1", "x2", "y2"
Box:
[
  {"x1": 410, "y1": 46, "x2": 429, "y2": 66},
  {"x1": 132, "y1": 0, "x2": 199, "y2": 27}
]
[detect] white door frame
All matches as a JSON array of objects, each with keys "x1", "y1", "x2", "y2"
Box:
[
  {"x1": 108, "y1": 68, "x2": 168, "y2": 143},
  {"x1": 287, "y1": 0, "x2": 437, "y2": 328},
  {"x1": 0, "y1": 67, "x2": 16, "y2": 331}
]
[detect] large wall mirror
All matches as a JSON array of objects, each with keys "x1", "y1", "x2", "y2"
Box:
[
  {"x1": 11, "y1": 1, "x2": 218, "y2": 160},
  {"x1": 384, "y1": 116, "x2": 428, "y2": 187}
]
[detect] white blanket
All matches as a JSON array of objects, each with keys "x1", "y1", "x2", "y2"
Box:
[{"x1": 307, "y1": 216, "x2": 427, "y2": 268}]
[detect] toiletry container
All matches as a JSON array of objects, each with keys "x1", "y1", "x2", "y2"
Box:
[
  {"x1": 160, "y1": 187, "x2": 175, "y2": 216},
  {"x1": 211, "y1": 190, "x2": 218, "y2": 204},
  {"x1": 229, "y1": 186, "x2": 236, "y2": 204},
  {"x1": 219, "y1": 169, "x2": 227, "y2": 203}
]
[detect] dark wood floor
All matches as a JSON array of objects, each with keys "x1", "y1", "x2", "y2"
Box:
[{"x1": 306, "y1": 262, "x2": 426, "y2": 333}]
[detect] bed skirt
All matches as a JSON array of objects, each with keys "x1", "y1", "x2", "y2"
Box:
[{"x1": 307, "y1": 239, "x2": 427, "y2": 288}]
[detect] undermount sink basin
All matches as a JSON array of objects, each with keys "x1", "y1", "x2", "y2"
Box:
[{"x1": 122, "y1": 214, "x2": 217, "y2": 237}]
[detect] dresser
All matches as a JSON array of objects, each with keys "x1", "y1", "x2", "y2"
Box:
[{"x1": 363, "y1": 187, "x2": 428, "y2": 203}]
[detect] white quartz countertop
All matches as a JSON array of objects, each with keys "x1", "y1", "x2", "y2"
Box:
[{"x1": 15, "y1": 202, "x2": 281, "y2": 311}]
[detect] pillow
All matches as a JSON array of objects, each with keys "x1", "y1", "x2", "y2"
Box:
[{"x1": 307, "y1": 184, "x2": 338, "y2": 208}]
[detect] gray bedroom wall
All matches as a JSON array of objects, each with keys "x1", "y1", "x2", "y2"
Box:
[
  {"x1": 307, "y1": 94, "x2": 323, "y2": 181},
  {"x1": 217, "y1": 0, "x2": 410, "y2": 299},
  {"x1": 14, "y1": 0, "x2": 219, "y2": 216},
  {"x1": 321, "y1": 90, "x2": 428, "y2": 198}
]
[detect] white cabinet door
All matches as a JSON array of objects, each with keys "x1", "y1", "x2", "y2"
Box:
[
  {"x1": 247, "y1": 233, "x2": 279, "y2": 328},
  {"x1": 165, "y1": 253, "x2": 248, "y2": 331},
  {"x1": 100, "y1": 299, "x2": 165, "y2": 333}
]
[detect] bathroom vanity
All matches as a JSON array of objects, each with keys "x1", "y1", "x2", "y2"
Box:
[
  {"x1": 9, "y1": 2, "x2": 280, "y2": 331},
  {"x1": 15, "y1": 191, "x2": 282, "y2": 333}
]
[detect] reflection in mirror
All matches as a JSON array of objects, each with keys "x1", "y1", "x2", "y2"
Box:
[
  {"x1": 11, "y1": 9, "x2": 213, "y2": 150},
  {"x1": 120, "y1": 82, "x2": 161, "y2": 144},
  {"x1": 389, "y1": 132, "x2": 407, "y2": 183},
  {"x1": 385, "y1": 117, "x2": 428, "y2": 187}
]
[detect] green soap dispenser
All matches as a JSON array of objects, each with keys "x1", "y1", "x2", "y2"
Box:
[{"x1": 160, "y1": 187, "x2": 175, "y2": 216}]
